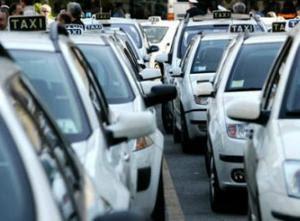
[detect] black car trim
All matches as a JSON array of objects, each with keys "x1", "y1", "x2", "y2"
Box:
[{"x1": 219, "y1": 154, "x2": 244, "y2": 163}]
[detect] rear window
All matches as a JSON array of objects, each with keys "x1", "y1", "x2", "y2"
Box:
[
  {"x1": 111, "y1": 23, "x2": 142, "y2": 48},
  {"x1": 226, "y1": 42, "x2": 282, "y2": 92},
  {"x1": 143, "y1": 26, "x2": 169, "y2": 43},
  {"x1": 10, "y1": 50, "x2": 91, "y2": 143},
  {"x1": 0, "y1": 116, "x2": 35, "y2": 221},
  {"x1": 178, "y1": 25, "x2": 229, "y2": 58},
  {"x1": 191, "y1": 39, "x2": 230, "y2": 73},
  {"x1": 79, "y1": 44, "x2": 135, "y2": 104}
]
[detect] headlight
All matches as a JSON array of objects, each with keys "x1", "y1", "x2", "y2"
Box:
[
  {"x1": 284, "y1": 161, "x2": 300, "y2": 198},
  {"x1": 226, "y1": 124, "x2": 247, "y2": 139},
  {"x1": 194, "y1": 95, "x2": 209, "y2": 105},
  {"x1": 135, "y1": 136, "x2": 153, "y2": 151}
]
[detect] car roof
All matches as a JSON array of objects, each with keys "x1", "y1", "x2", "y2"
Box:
[
  {"x1": 0, "y1": 31, "x2": 70, "y2": 51},
  {"x1": 107, "y1": 17, "x2": 138, "y2": 25},
  {"x1": 71, "y1": 33, "x2": 107, "y2": 45},
  {"x1": 140, "y1": 20, "x2": 180, "y2": 27},
  {"x1": 200, "y1": 32, "x2": 239, "y2": 41},
  {"x1": 243, "y1": 33, "x2": 287, "y2": 44}
]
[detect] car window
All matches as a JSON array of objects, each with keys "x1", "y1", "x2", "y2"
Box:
[
  {"x1": 71, "y1": 47, "x2": 110, "y2": 124},
  {"x1": 143, "y1": 26, "x2": 169, "y2": 43},
  {"x1": 181, "y1": 39, "x2": 195, "y2": 73},
  {"x1": 225, "y1": 42, "x2": 282, "y2": 92},
  {"x1": 111, "y1": 23, "x2": 142, "y2": 48},
  {"x1": 178, "y1": 25, "x2": 229, "y2": 58},
  {"x1": 191, "y1": 39, "x2": 230, "y2": 74},
  {"x1": 10, "y1": 50, "x2": 91, "y2": 143},
  {"x1": 281, "y1": 46, "x2": 300, "y2": 117},
  {"x1": 10, "y1": 77, "x2": 79, "y2": 220},
  {"x1": 79, "y1": 44, "x2": 135, "y2": 104},
  {"x1": 0, "y1": 115, "x2": 35, "y2": 221}
]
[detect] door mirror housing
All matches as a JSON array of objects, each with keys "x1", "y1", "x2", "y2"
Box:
[
  {"x1": 147, "y1": 45, "x2": 159, "y2": 53},
  {"x1": 144, "y1": 85, "x2": 177, "y2": 107},
  {"x1": 195, "y1": 82, "x2": 215, "y2": 97},
  {"x1": 106, "y1": 111, "x2": 156, "y2": 145},
  {"x1": 140, "y1": 80, "x2": 162, "y2": 95},
  {"x1": 139, "y1": 68, "x2": 162, "y2": 81},
  {"x1": 155, "y1": 52, "x2": 169, "y2": 63},
  {"x1": 171, "y1": 66, "x2": 183, "y2": 78}
]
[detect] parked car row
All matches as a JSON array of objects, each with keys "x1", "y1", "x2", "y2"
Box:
[
  {"x1": 0, "y1": 14, "x2": 178, "y2": 221},
  {"x1": 154, "y1": 10, "x2": 300, "y2": 221}
]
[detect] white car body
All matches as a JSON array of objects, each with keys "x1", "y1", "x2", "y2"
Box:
[
  {"x1": 172, "y1": 33, "x2": 238, "y2": 149},
  {"x1": 0, "y1": 58, "x2": 102, "y2": 221},
  {"x1": 0, "y1": 32, "x2": 132, "y2": 212},
  {"x1": 204, "y1": 33, "x2": 286, "y2": 210},
  {"x1": 72, "y1": 33, "x2": 165, "y2": 217},
  {"x1": 141, "y1": 18, "x2": 180, "y2": 68},
  {"x1": 226, "y1": 26, "x2": 300, "y2": 220}
]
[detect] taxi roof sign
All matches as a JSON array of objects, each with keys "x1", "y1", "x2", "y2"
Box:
[
  {"x1": 9, "y1": 16, "x2": 46, "y2": 31},
  {"x1": 95, "y1": 12, "x2": 111, "y2": 20},
  {"x1": 65, "y1": 24, "x2": 84, "y2": 35},
  {"x1": 230, "y1": 24, "x2": 255, "y2": 33},
  {"x1": 288, "y1": 19, "x2": 300, "y2": 28},
  {"x1": 85, "y1": 24, "x2": 103, "y2": 31},
  {"x1": 213, "y1": 10, "x2": 231, "y2": 19},
  {"x1": 272, "y1": 22, "x2": 286, "y2": 32}
]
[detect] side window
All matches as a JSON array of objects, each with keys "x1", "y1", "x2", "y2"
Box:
[
  {"x1": 71, "y1": 47, "x2": 109, "y2": 124},
  {"x1": 262, "y1": 38, "x2": 292, "y2": 111},
  {"x1": 10, "y1": 78, "x2": 79, "y2": 220}
]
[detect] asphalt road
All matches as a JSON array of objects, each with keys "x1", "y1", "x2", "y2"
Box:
[{"x1": 163, "y1": 134, "x2": 247, "y2": 221}]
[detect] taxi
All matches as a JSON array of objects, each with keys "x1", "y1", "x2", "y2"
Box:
[
  {"x1": 226, "y1": 25, "x2": 300, "y2": 221},
  {"x1": 155, "y1": 11, "x2": 266, "y2": 134},
  {"x1": 2, "y1": 17, "x2": 157, "y2": 213},
  {"x1": 71, "y1": 31, "x2": 176, "y2": 220},
  {"x1": 0, "y1": 56, "x2": 102, "y2": 220},
  {"x1": 196, "y1": 33, "x2": 286, "y2": 211},
  {"x1": 171, "y1": 33, "x2": 238, "y2": 152}
]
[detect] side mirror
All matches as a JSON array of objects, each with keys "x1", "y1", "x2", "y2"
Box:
[
  {"x1": 139, "y1": 68, "x2": 162, "y2": 81},
  {"x1": 227, "y1": 99, "x2": 268, "y2": 124},
  {"x1": 147, "y1": 45, "x2": 159, "y2": 53},
  {"x1": 140, "y1": 80, "x2": 162, "y2": 95},
  {"x1": 143, "y1": 54, "x2": 150, "y2": 62},
  {"x1": 171, "y1": 66, "x2": 183, "y2": 78},
  {"x1": 144, "y1": 85, "x2": 177, "y2": 107},
  {"x1": 195, "y1": 82, "x2": 215, "y2": 97},
  {"x1": 106, "y1": 111, "x2": 156, "y2": 145},
  {"x1": 155, "y1": 52, "x2": 169, "y2": 63}
]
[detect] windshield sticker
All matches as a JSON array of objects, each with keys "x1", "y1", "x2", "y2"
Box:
[
  {"x1": 57, "y1": 119, "x2": 78, "y2": 134},
  {"x1": 231, "y1": 80, "x2": 244, "y2": 88},
  {"x1": 194, "y1": 66, "x2": 207, "y2": 72}
]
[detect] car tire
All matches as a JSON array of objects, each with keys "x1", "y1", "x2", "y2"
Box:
[
  {"x1": 180, "y1": 107, "x2": 191, "y2": 153},
  {"x1": 151, "y1": 169, "x2": 166, "y2": 221},
  {"x1": 161, "y1": 102, "x2": 173, "y2": 134},
  {"x1": 172, "y1": 115, "x2": 181, "y2": 143},
  {"x1": 209, "y1": 155, "x2": 224, "y2": 212}
]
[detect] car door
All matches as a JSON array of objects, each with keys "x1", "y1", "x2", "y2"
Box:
[
  {"x1": 246, "y1": 37, "x2": 292, "y2": 217},
  {"x1": 71, "y1": 46, "x2": 131, "y2": 186},
  {"x1": 10, "y1": 76, "x2": 82, "y2": 220}
]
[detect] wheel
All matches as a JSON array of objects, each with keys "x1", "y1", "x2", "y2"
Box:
[
  {"x1": 151, "y1": 169, "x2": 166, "y2": 221},
  {"x1": 161, "y1": 102, "x2": 173, "y2": 134},
  {"x1": 180, "y1": 107, "x2": 191, "y2": 153},
  {"x1": 209, "y1": 155, "x2": 224, "y2": 212},
  {"x1": 172, "y1": 114, "x2": 181, "y2": 143}
]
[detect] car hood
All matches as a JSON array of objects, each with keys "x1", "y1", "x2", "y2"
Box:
[{"x1": 278, "y1": 120, "x2": 300, "y2": 160}]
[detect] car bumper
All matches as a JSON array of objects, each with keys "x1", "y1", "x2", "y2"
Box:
[
  {"x1": 259, "y1": 192, "x2": 300, "y2": 220},
  {"x1": 185, "y1": 109, "x2": 207, "y2": 139},
  {"x1": 130, "y1": 129, "x2": 164, "y2": 216}
]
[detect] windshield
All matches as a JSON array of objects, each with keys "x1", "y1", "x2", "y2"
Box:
[
  {"x1": 143, "y1": 26, "x2": 169, "y2": 43},
  {"x1": 226, "y1": 42, "x2": 282, "y2": 92},
  {"x1": 282, "y1": 47, "x2": 300, "y2": 117},
  {"x1": 78, "y1": 45, "x2": 135, "y2": 104},
  {"x1": 191, "y1": 39, "x2": 230, "y2": 73},
  {"x1": 111, "y1": 23, "x2": 142, "y2": 48},
  {"x1": 10, "y1": 50, "x2": 91, "y2": 143},
  {"x1": 179, "y1": 25, "x2": 229, "y2": 58},
  {"x1": 0, "y1": 116, "x2": 35, "y2": 221}
]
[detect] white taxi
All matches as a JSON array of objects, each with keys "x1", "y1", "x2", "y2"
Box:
[
  {"x1": 196, "y1": 33, "x2": 286, "y2": 211},
  {"x1": 227, "y1": 25, "x2": 300, "y2": 220}
]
